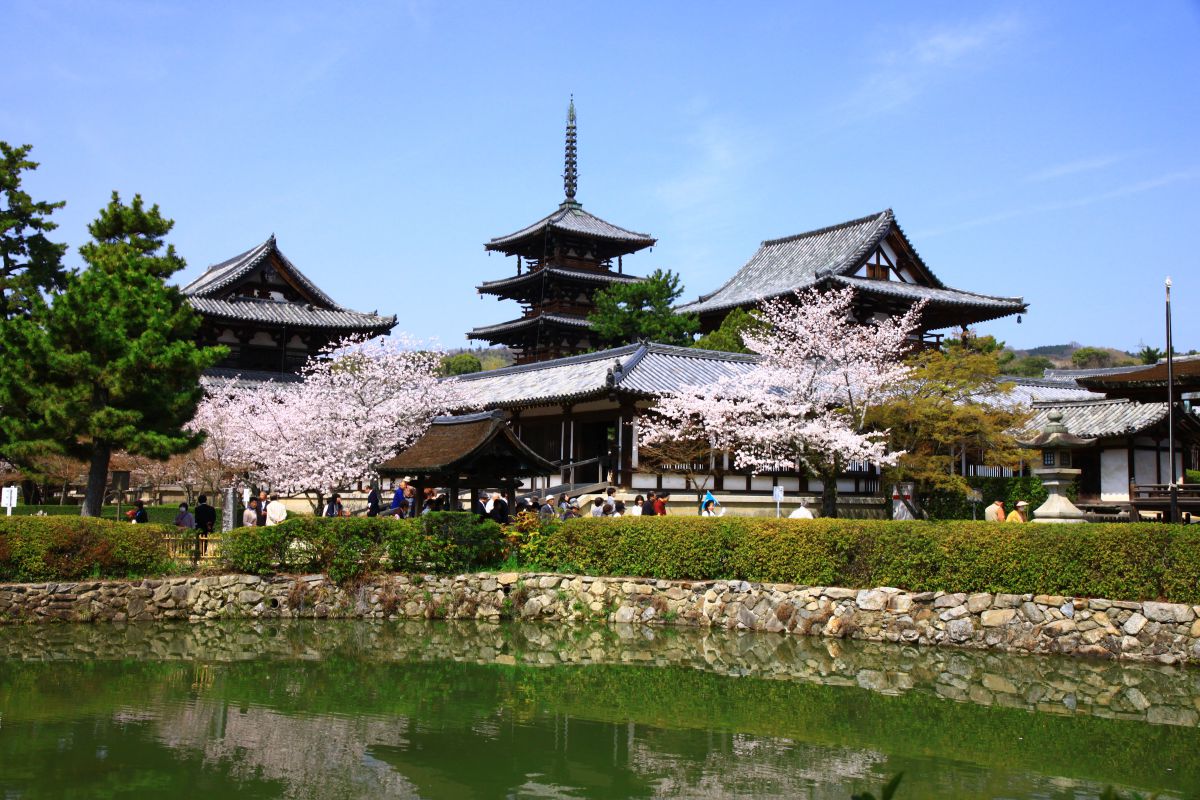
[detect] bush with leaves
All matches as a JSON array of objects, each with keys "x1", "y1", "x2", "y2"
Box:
[
  {"x1": 533, "y1": 517, "x2": 1200, "y2": 603},
  {"x1": 0, "y1": 516, "x2": 172, "y2": 581}
]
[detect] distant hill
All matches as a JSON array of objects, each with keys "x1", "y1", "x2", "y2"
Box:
[{"x1": 1020, "y1": 342, "x2": 1081, "y2": 359}]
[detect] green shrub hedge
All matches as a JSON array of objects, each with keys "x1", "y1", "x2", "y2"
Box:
[
  {"x1": 221, "y1": 512, "x2": 505, "y2": 583},
  {"x1": 536, "y1": 518, "x2": 1200, "y2": 604},
  {"x1": 0, "y1": 517, "x2": 173, "y2": 582}
]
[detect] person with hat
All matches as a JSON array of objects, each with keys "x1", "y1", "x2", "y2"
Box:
[{"x1": 1006, "y1": 500, "x2": 1029, "y2": 523}]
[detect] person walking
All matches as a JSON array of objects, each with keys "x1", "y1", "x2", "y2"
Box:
[
  {"x1": 984, "y1": 499, "x2": 1006, "y2": 522},
  {"x1": 603, "y1": 487, "x2": 617, "y2": 512},
  {"x1": 489, "y1": 492, "x2": 510, "y2": 525},
  {"x1": 265, "y1": 494, "x2": 287, "y2": 526},
  {"x1": 642, "y1": 492, "x2": 657, "y2": 516},
  {"x1": 366, "y1": 485, "x2": 380, "y2": 517},
  {"x1": 590, "y1": 497, "x2": 606, "y2": 517},
  {"x1": 173, "y1": 502, "x2": 195, "y2": 529},
  {"x1": 256, "y1": 491, "x2": 269, "y2": 527},
  {"x1": 242, "y1": 498, "x2": 259, "y2": 528},
  {"x1": 653, "y1": 493, "x2": 668, "y2": 516},
  {"x1": 194, "y1": 495, "x2": 216, "y2": 535},
  {"x1": 701, "y1": 498, "x2": 724, "y2": 517},
  {"x1": 1006, "y1": 500, "x2": 1029, "y2": 523}
]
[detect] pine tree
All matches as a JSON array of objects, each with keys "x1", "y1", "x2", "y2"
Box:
[
  {"x1": 587, "y1": 269, "x2": 699, "y2": 348},
  {"x1": 0, "y1": 193, "x2": 224, "y2": 516},
  {"x1": 0, "y1": 142, "x2": 67, "y2": 319}
]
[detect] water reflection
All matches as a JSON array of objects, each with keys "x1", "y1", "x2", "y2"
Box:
[{"x1": 0, "y1": 620, "x2": 1195, "y2": 799}]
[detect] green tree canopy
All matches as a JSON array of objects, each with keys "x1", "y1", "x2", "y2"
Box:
[
  {"x1": 1004, "y1": 355, "x2": 1054, "y2": 378},
  {"x1": 0, "y1": 192, "x2": 224, "y2": 515},
  {"x1": 588, "y1": 269, "x2": 699, "y2": 348},
  {"x1": 440, "y1": 352, "x2": 482, "y2": 376},
  {"x1": 1136, "y1": 345, "x2": 1164, "y2": 365},
  {"x1": 692, "y1": 307, "x2": 765, "y2": 354},
  {"x1": 1070, "y1": 346, "x2": 1115, "y2": 369},
  {"x1": 867, "y1": 337, "x2": 1030, "y2": 495},
  {"x1": 0, "y1": 142, "x2": 67, "y2": 319}
]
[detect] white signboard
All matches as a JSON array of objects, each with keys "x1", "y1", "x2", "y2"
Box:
[
  {"x1": 1, "y1": 487, "x2": 18, "y2": 516},
  {"x1": 772, "y1": 486, "x2": 784, "y2": 502}
]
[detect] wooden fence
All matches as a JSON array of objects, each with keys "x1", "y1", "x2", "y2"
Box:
[{"x1": 160, "y1": 529, "x2": 223, "y2": 564}]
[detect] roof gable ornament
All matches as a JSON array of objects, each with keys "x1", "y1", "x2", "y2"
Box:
[{"x1": 563, "y1": 96, "x2": 579, "y2": 206}]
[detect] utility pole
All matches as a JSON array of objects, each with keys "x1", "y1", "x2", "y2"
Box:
[{"x1": 1166, "y1": 277, "x2": 1178, "y2": 524}]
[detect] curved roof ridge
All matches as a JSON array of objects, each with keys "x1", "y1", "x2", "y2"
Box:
[
  {"x1": 181, "y1": 235, "x2": 341, "y2": 310},
  {"x1": 679, "y1": 210, "x2": 896, "y2": 312},
  {"x1": 760, "y1": 209, "x2": 892, "y2": 247}
]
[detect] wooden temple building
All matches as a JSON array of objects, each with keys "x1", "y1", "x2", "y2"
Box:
[
  {"x1": 182, "y1": 235, "x2": 396, "y2": 383},
  {"x1": 677, "y1": 209, "x2": 1028, "y2": 346},
  {"x1": 468, "y1": 100, "x2": 656, "y2": 364}
]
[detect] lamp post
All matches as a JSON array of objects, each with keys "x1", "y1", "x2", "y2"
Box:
[{"x1": 1166, "y1": 277, "x2": 1178, "y2": 523}]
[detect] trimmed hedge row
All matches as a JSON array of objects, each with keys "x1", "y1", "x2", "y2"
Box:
[
  {"x1": 0, "y1": 517, "x2": 173, "y2": 582},
  {"x1": 536, "y1": 518, "x2": 1200, "y2": 604},
  {"x1": 8, "y1": 504, "x2": 194, "y2": 526},
  {"x1": 221, "y1": 512, "x2": 505, "y2": 583}
]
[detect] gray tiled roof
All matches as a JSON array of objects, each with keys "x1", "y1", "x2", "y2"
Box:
[
  {"x1": 456, "y1": 342, "x2": 758, "y2": 408},
  {"x1": 1042, "y1": 364, "x2": 1151, "y2": 382},
  {"x1": 467, "y1": 313, "x2": 593, "y2": 340},
  {"x1": 486, "y1": 202, "x2": 655, "y2": 251},
  {"x1": 676, "y1": 209, "x2": 1024, "y2": 318},
  {"x1": 188, "y1": 296, "x2": 395, "y2": 331},
  {"x1": 478, "y1": 267, "x2": 645, "y2": 295},
  {"x1": 1002, "y1": 377, "x2": 1100, "y2": 405},
  {"x1": 1027, "y1": 398, "x2": 1168, "y2": 439},
  {"x1": 182, "y1": 236, "x2": 338, "y2": 308},
  {"x1": 834, "y1": 276, "x2": 1024, "y2": 311},
  {"x1": 199, "y1": 367, "x2": 303, "y2": 391}
]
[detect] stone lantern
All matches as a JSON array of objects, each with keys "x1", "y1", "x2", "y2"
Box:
[{"x1": 1018, "y1": 410, "x2": 1095, "y2": 523}]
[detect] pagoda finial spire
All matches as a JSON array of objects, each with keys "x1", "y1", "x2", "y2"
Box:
[{"x1": 563, "y1": 95, "x2": 578, "y2": 203}]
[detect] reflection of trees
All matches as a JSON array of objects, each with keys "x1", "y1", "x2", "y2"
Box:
[{"x1": 0, "y1": 621, "x2": 1197, "y2": 797}]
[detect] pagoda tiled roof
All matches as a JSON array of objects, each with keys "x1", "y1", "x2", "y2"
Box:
[
  {"x1": 486, "y1": 201, "x2": 655, "y2": 252},
  {"x1": 183, "y1": 236, "x2": 335, "y2": 305},
  {"x1": 477, "y1": 266, "x2": 645, "y2": 295},
  {"x1": 456, "y1": 341, "x2": 758, "y2": 409},
  {"x1": 199, "y1": 367, "x2": 303, "y2": 391},
  {"x1": 188, "y1": 296, "x2": 395, "y2": 331},
  {"x1": 467, "y1": 313, "x2": 593, "y2": 340},
  {"x1": 181, "y1": 236, "x2": 395, "y2": 332},
  {"x1": 676, "y1": 210, "x2": 1026, "y2": 321}
]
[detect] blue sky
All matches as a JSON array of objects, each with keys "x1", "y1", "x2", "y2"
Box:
[{"x1": 6, "y1": 1, "x2": 1199, "y2": 353}]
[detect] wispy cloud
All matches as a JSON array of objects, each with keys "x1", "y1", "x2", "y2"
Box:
[
  {"x1": 919, "y1": 168, "x2": 1200, "y2": 237},
  {"x1": 1024, "y1": 152, "x2": 1135, "y2": 183},
  {"x1": 838, "y1": 14, "x2": 1023, "y2": 119}
]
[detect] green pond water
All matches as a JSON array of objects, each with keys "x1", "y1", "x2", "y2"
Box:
[{"x1": 0, "y1": 621, "x2": 1197, "y2": 799}]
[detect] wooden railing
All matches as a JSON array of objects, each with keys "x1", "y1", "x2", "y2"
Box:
[{"x1": 161, "y1": 529, "x2": 223, "y2": 564}]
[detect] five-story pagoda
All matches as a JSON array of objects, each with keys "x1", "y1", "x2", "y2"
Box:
[{"x1": 468, "y1": 100, "x2": 656, "y2": 364}]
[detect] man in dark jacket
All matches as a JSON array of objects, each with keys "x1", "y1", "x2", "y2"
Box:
[
  {"x1": 366, "y1": 486, "x2": 380, "y2": 517},
  {"x1": 488, "y1": 492, "x2": 509, "y2": 525},
  {"x1": 194, "y1": 495, "x2": 217, "y2": 534},
  {"x1": 642, "y1": 491, "x2": 657, "y2": 516}
]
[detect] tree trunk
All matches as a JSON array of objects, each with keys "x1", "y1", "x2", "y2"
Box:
[{"x1": 81, "y1": 444, "x2": 112, "y2": 517}]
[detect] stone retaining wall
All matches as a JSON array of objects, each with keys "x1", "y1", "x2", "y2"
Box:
[{"x1": 2, "y1": 572, "x2": 1199, "y2": 666}]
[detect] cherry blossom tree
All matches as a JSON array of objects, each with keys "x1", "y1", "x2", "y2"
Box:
[
  {"x1": 192, "y1": 335, "x2": 466, "y2": 511},
  {"x1": 641, "y1": 287, "x2": 924, "y2": 517}
]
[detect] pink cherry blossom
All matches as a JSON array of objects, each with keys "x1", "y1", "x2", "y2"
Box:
[
  {"x1": 191, "y1": 335, "x2": 464, "y2": 505},
  {"x1": 641, "y1": 287, "x2": 924, "y2": 511}
]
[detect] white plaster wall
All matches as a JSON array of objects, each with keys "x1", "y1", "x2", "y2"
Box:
[
  {"x1": 750, "y1": 476, "x2": 775, "y2": 492},
  {"x1": 1100, "y1": 448, "x2": 1130, "y2": 501},
  {"x1": 1135, "y1": 449, "x2": 1159, "y2": 485}
]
